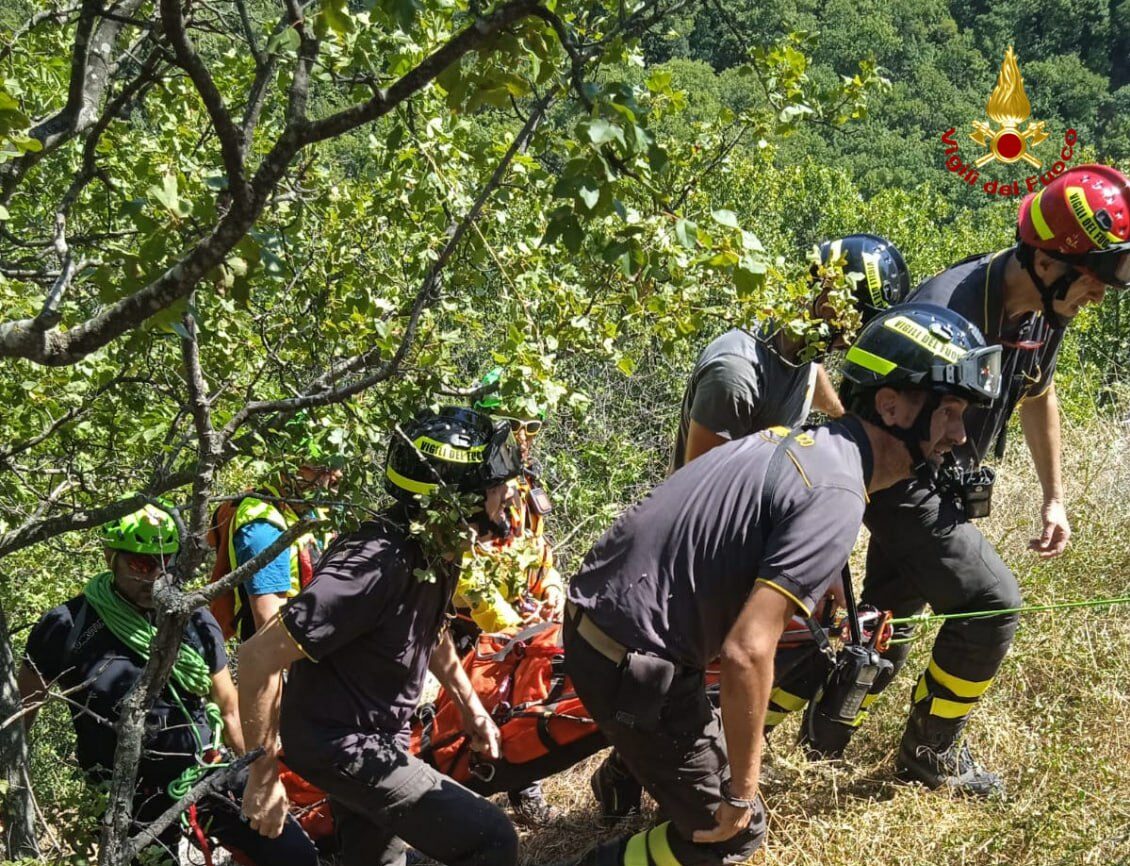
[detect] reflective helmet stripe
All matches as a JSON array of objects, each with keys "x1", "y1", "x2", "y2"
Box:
[
  {"x1": 1028, "y1": 189, "x2": 1055, "y2": 240},
  {"x1": 386, "y1": 465, "x2": 439, "y2": 495},
  {"x1": 844, "y1": 345, "x2": 897, "y2": 375}
]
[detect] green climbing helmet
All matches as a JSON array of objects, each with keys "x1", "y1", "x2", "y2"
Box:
[
  {"x1": 472, "y1": 367, "x2": 548, "y2": 421},
  {"x1": 100, "y1": 503, "x2": 180, "y2": 555}
]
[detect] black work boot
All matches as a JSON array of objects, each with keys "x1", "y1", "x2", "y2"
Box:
[
  {"x1": 589, "y1": 752, "x2": 642, "y2": 826},
  {"x1": 896, "y1": 702, "x2": 1004, "y2": 797},
  {"x1": 796, "y1": 701, "x2": 856, "y2": 761}
]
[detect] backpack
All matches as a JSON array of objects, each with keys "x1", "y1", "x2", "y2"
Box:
[
  {"x1": 205, "y1": 491, "x2": 317, "y2": 641},
  {"x1": 409, "y1": 622, "x2": 606, "y2": 795}
]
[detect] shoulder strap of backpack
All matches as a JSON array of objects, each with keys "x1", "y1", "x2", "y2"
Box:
[{"x1": 61, "y1": 600, "x2": 92, "y2": 674}]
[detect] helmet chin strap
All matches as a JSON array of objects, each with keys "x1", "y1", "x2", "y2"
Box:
[
  {"x1": 1018, "y1": 244, "x2": 1075, "y2": 329},
  {"x1": 856, "y1": 391, "x2": 939, "y2": 480}
]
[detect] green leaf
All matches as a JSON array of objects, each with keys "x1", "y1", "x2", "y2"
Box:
[
  {"x1": 616, "y1": 356, "x2": 636, "y2": 376},
  {"x1": 578, "y1": 181, "x2": 600, "y2": 210},
  {"x1": 675, "y1": 219, "x2": 697, "y2": 249},
  {"x1": 711, "y1": 209, "x2": 739, "y2": 229},
  {"x1": 0, "y1": 204, "x2": 9, "y2": 220},
  {"x1": 267, "y1": 27, "x2": 300, "y2": 54},
  {"x1": 586, "y1": 118, "x2": 624, "y2": 147}
]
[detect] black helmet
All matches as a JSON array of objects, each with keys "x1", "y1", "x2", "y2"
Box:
[
  {"x1": 818, "y1": 234, "x2": 911, "y2": 324},
  {"x1": 385, "y1": 407, "x2": 523, "y2": 503},
  {"x1": 842, "y1": 304, "x2": 1002, "y2": 408}
]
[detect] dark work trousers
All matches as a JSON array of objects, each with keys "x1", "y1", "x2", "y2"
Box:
[
  {"x1": 284, "y1": 731, "x2": 518, "y2": 866},
  {"x1": 563, "y1": 618, "x2": 767, "y2": 866},
  {"x1": 861, "y1": 476, "x2": 1021, "y2": 717},
  {"x1": 131, "y1": 765, "x2": 317, "y2": 866}
]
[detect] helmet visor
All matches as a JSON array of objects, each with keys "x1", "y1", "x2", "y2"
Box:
[
  {"x1": 478, "y1": 423, "x2": 524, "y2": 487},
  {"x1": 1083, "y1": 248, "x2": 1130, "y2": 289},
  {"x1": 932, "y1": 345, "x2": 1002, "y2": 404}
]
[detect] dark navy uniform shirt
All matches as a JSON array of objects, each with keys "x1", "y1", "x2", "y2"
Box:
[
  {"x1": 279, "y1": 515, "x2": 457, "y2": 758},
  {"x1": 569, "y1": 419, "x2": 872, "y2": 670},
  {"x1": 23, "y1": 595, "x2": 226, "y2": 788},
  {"x1": 908, "y1": 251, "x2": 1064, "y2": 466}
]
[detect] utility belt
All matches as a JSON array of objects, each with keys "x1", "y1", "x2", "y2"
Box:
[
  {"x1": 937, "y1": 463, "x2": 996, "y2": 520},
  {"x1": 565, "y1": 601, "x2": 683, "y2": 731}
]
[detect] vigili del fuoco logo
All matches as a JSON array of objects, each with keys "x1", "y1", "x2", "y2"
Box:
[{"x1": 941, "y1": 47, "x2": 1078, "y2": 197}]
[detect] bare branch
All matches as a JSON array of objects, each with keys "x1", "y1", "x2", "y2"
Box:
[
  {"x1": 159, "y1": 0, "x2": 250, "y2": 211},
  {"x1": 294, "y1": 0, "x2": 542, "y2": 147},
  {"x1": 0, "y1": 0, "x2": 149, "y2": 204},
  {"x1": 122, "y1": 748, "x2": 264, "y2": 861}
]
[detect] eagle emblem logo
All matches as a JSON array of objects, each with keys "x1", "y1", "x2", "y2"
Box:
[{"x1": 970, "y1": 47, "x2": 1048, "y2": 168}]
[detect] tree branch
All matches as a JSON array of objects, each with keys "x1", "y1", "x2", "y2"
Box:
[{"x1": 159, "y1": 0, "x2": 250, "y2": 211}]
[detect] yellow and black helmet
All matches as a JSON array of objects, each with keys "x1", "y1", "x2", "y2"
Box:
[
  {"x1": 385, "y1": 407, "x2": 523, "y2": 503},
  {"x1": 842, "y1": 304, "x2": 1002, "y2": 407}
]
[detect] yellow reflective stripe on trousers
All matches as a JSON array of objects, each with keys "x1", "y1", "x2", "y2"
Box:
[
  {"x1": 763, "y1": 710, "x2": 788, "y2": 727},
  {"x1": 927, "y1": 658, "x2": 993, "y2": 699},
  {"x1": 623, "y1": 830, "x2": 649, "y2": 866},
  {"x1": 647, "y1": 823, "x2": 682, "y2": 866},
  {"x1": 930, "y1": 696, "x2": 976, "y2": 719},
  {"x1": 769, "y1": 687, "x2": 808, "y2": 712}
]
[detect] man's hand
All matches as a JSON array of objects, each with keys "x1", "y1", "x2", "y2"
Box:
[
  {"x1": 464, "y1": 708, "x2": 501, "y2": 759},
  {"x1": 692, "y1": 800, "x2": 756, "y2": 844},
  {"x1": 241, "y1": 760, "x2": 289, "y2": 839},
  {"x1": 1029, "y1": 499, "x2": 1071, "y2": 558}
]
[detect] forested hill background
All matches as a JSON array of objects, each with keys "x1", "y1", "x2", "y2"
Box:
[
  {"x1": 642, "y1": 0, "x2": 1130, "y2": 192},
  {"x1": 0, "y1": 0, "x2": 1128, "y2": 863}
]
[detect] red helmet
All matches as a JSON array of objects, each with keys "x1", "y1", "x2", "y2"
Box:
[{"x1": 1017, "y1": 163, "x2": 1130, "y2": 289}]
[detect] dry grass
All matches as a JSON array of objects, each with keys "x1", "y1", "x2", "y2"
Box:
[{"x1": 515, "y1": 416, "x2": 1130, "y2": 866}]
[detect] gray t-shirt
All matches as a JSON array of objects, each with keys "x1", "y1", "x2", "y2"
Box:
[
  {"x1": 569, "y1": 419, "x2": 872, "y2": 670},
  {"x1": 279, "y1": 515, "x2": 456, "y2": 753},
  {"x1": 671, "y1": 326, "x2": 817, "y2": 472}
]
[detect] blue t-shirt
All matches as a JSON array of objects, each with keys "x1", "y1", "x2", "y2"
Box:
[{"x1": 234, "y1": 519, "x2": 293, "y2": 596}]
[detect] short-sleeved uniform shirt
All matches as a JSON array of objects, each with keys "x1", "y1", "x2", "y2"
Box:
[
  {"x1": 279, "y1": 516, "x2": 457, "y2": 759},
  {"x1": 907, "y1": 251, "x2": 1064, "y2": 466},
  {"x1": 672, "y1": 326, "x2": 817, "y2": 472},
  {"x1": 569, "y1": 419, "x2": 872, "y2": 670},
  {"x1": 23, "y1": 595, "x2": 226, "y2": 787}
]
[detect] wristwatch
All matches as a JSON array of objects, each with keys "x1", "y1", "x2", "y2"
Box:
[{"x1": 719, "y1": 778, "x2": 759, "y2": 810}]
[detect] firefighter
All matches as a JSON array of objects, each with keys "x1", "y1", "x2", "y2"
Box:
[
  {"x1": 802, "y1": 163, "x2": 1130, "y2": 794},
  {"x1": 238, "y1": 408, "x2": 524, "y2": 866},
  {"x1": 564, "y1": 305, "x2": 1000, "y2": 866},
  {"x1": 594, "y1": 234, "x2": 911, "y2": 820},
  {"x1": 448, "y1": 368, "x2": 564, "y2": 825}
]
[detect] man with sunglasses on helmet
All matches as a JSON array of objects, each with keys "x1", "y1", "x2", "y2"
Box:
[
  {"x1": 440, "y1": 369, "x2": 565, "y2": 827},
  {"x1": 17, "y1": 505, "x2": 316, "y2": 865},
  {"x1": 564, "y1": 306, "x2": 1001, "y2": 866},
  {"x1": 814, "y1": 164, "x2": 1130, "y2": 796},
  {"x1": 238, "y1": 408, "x2": 525, "y2": 866},
  {"x1": 592, "y1": 234, "x2": 912, "y2": 820}
]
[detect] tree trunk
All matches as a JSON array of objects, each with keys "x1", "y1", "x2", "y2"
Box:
[{"x1": 0, "y1": 602, "x2": 40, "y2": 859}]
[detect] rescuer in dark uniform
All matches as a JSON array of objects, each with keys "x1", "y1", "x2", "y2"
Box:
[
  {"x1": 805, "y1": 163, "x2": 1130, "y2": 796},
  {"x1": 564, "y1": 305, "x2": 1001, "y2": 866}
]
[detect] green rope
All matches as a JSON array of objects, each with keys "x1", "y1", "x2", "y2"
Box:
[
  {"x1": 83, "y1": 572, "x2": 212, "y2": 697},
  {"x1": 885, "y1": 595, "x2": 1130, "y2": 644}
]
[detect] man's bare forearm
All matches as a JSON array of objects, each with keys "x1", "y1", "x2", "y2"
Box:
[
  {"x1": 429, "y1": 631, "x2": 482, "y2": 717},
  {"x1": 719, "y1": 645, "x2": 774, "y2": 798},
  {"x1": 1020, "y1": 384, "x2": 1064, "y2": 503}
]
